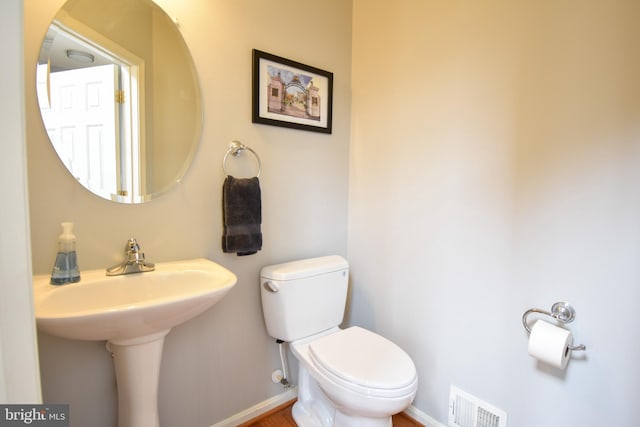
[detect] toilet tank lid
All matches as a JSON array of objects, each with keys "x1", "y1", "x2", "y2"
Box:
[{"x1": 260, "y1": 255, "x2": 348, "y2": 281}]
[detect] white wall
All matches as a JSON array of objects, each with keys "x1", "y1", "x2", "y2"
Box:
[
  {"x1": 0, "y1": 0, "x2": 41, "y2": 404},
  {"x1": 24, "y1": 0, "x2": 351, "y2": 425},
  {"x1": 349, "y1": 1, "x2": 640, "y2": 425}
]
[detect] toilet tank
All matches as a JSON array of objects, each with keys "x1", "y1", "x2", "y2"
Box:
[{"x1": 260, "y1": 255, "x2": 349, "y2": 342}]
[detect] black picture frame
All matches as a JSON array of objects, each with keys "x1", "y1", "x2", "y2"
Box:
[{"x1": 252, "y1": 49, "x2": 333, "y2": 134}]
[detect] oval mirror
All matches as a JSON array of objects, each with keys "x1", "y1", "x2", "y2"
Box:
[{"x1": 36, "y1": 0, "x2": 202, "y2": 203}]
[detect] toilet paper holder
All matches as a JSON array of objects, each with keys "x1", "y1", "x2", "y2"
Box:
[{"x1": 522, "y1": 302, "x2": 586, "y2": 351}]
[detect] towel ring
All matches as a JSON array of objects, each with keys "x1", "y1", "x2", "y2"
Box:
[{"x1": 223, "y1": 140, "x2": 261, "y2": 178}]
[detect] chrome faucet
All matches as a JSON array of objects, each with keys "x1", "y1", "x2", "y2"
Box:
[{"x1": 106, "y1": 238, "x2": 155, "y2": 276}]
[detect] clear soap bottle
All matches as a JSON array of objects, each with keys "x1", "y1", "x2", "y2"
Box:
[{"x1": 50, "y1": 222, "x2": 81, "y2": 285}]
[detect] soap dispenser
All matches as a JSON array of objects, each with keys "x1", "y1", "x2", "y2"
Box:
[{"x1": 50, "y1": 222, "x2": 81, "y2": 285}]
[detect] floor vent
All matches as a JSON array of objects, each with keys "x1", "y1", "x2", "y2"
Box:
[{"x1": 448, "y1": 386, "x2": 507, "y2": 427}]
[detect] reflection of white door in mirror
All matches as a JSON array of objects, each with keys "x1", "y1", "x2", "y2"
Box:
[
  {"x1": 39, "y1": 63, "x2": 120, "y2": 201},
  {"x1": 38, "y1": 17, "x2": 146, "y2": 203}
]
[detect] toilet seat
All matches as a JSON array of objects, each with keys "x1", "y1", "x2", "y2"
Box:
[{"x1": 308, "y1": 326, "x2": 417, "y2": 398}]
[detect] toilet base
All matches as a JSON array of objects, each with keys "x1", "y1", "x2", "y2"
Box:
[
  {"x1": 292, "y1": 364, "x2": 334, "y2": 427},
  {"x1": 291, "y1": 401, "x2": 324, "y2": 427},
  {"x1": 292, "y1": 363, "x2": 396, "y2": 427},
  {"x1": 334, "y1": 411, "x2": 392, "y2": 427},
  {"x1": 292, "y1": 400, "x2": 392, "y2": 427}
]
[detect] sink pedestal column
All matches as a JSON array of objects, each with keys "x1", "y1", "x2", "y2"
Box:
[{"x1": 107, "y1": 330, "x2": 170, "y2": 427}]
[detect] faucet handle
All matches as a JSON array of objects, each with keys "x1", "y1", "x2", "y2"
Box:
[
  {"x1": 126, "y1": 238, "x2": 145, "y2": 263},
  {"x1": 126, "y1": 238, "x2": 140, "y2": 253},
  {"x1": 106, "y1": 238, "x2": 154, "y2": 276}
]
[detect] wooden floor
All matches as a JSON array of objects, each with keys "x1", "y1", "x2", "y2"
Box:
[{"x1": 240, "y1": 400, "x2": 423, "y2": 427}]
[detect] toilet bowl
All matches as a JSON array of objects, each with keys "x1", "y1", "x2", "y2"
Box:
[
  {"x1": 260, "y1": 256, "x2": 418, "y2": 427},
  {"x1": 292, "y1": 326, "x2": 418, "y2": 426}
]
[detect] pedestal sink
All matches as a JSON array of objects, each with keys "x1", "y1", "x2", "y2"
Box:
[{"x1": 33, "y1": 258, "x2": 237, "y2": 427}]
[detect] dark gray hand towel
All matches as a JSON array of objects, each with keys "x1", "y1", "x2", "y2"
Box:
[{"x1": 222, "y1": 175, "x2": 262, "y2": 256}]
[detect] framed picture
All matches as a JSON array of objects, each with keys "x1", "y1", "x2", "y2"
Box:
[{"x1": 252, "y1": 49, "x2": 333, "y2": 134}]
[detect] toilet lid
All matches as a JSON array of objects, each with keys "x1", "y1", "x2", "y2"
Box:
[{"x1": 308, "y1": 326, "x2": 416, "y2": 390}]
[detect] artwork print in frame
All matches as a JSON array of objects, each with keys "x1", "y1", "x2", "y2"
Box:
[{"x1": 252, "y1": 49, "x2": 333, "y2": 134}]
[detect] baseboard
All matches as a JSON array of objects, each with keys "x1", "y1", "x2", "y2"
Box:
[
  {"x1": 404, "y1": 405, "x2": 447, "y2": 427},
  {"x1": 210, "y1": 388, "x2": 298, "y2": 427},
  {"x1": 211, "y1": 388, "x2": 446, "y2": 427}
]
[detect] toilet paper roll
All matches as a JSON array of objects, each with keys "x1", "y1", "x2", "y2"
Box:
[{"x1": 527, "y1": 319, "x2": 573, "y2": 369}]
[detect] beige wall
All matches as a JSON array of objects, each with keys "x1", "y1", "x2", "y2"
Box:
[
  {"x1": 350, "y1": 0, "x2": 640, "y2": 425},
  {"x1": 24, "y1": 0, "x2": 351, "y2": 425}
]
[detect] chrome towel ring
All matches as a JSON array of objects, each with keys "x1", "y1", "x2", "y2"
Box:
[{"x1": 223, "y1": 140, "x2": 261, "y2": 178}]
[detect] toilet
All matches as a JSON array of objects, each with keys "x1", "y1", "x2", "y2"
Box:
[{"x1": 260, "y1": 255, "x2": 418, "y2": 427}]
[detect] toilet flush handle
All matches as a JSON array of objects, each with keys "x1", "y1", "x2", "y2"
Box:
[{"x1": 263, "y1": 281, "x2": 279, "y2": 293}]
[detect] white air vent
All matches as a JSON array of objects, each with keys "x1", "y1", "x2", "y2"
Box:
[{"x1": 448, "y1": 386, "x2": 507, "y2": 427}]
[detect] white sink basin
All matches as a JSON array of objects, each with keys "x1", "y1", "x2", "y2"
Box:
[
  {"x1": 33, "y1": 257, "x2": 237, "y2": 427},
  {"x1": 33, "y1": 258, "x2": 237, "y2": 342}
]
